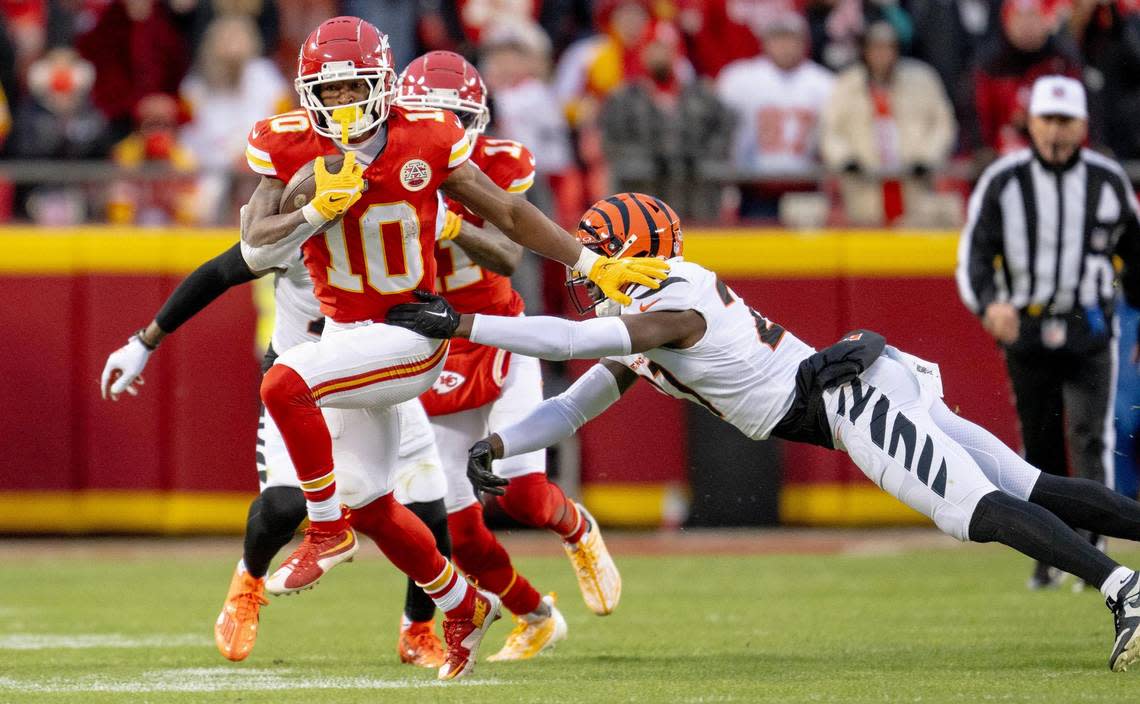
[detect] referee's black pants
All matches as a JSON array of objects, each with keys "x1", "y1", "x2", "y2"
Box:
[{"x1": 1004, "y1": 344, "x2": 1115, "y2": 487}]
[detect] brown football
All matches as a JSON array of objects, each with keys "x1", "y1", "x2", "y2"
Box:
[{"x1": 278, "y1": 153, "x2": 346, "y2": 214}]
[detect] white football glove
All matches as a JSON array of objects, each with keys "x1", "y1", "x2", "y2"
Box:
[{"x1": 100, "y1": 334, "x2": 152, "y2": 400}]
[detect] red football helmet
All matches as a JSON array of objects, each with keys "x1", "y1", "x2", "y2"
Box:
[
  {"x1": 295, "y1": 16, "x2": 397, "y2": 141},
  {"x1": 396, "y1": 51, "x2": 490, "y2": 142}
]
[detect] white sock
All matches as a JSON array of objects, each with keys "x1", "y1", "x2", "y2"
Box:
[
  {"x1": 433, "y1": 578, "x2": 469, "y2": 614},
  {"x1": 306, "y1": 495, "x2": 343, "y2": 523},
  {"x1": 400, "y1": 613, "x2": 413, "y2": 630},
  {"x1": 1100, "y1": 566, "x2": 1135, "y2": 601},
  {"x1": 236, "y1": 559, "x2": 247, "y2": 575},
  {"x1": 418, "y1": 563, "x2": 469, "y2": 614}
]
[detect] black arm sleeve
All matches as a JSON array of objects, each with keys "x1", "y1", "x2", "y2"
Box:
[{"x1": 154, "y1": 243, "x2": 258, "y2": 333}]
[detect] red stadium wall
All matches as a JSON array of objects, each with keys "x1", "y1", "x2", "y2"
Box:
[{"x1": 0, "y1": 227, "x2": 1019, "y2": 533}]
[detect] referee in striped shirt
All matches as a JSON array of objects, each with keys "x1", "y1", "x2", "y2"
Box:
[{"x1": 957, "y1": 76, "x2": 1140, "y2": 589}]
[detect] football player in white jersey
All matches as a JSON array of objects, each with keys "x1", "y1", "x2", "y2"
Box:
[
  {"x1": 716, "y1": 13, "x2": 833, "y2": 179},
  {"x1": 388, "y1": 192, "x2": 1140, "y2": 673},
  {"x1": 99, "y1": 234, "x2": 453, "y2": 668}
]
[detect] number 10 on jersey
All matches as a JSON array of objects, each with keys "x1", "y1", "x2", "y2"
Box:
[{"x1": 323, "y1": 201, "x2": 424, "y2": 294}]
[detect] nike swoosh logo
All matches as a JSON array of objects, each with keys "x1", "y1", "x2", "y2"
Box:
[
  {"x1": 639, "y1": 300, "x2": 661, "y2": 312},
  {"x1": 327, "y1": 194, "x2": 348, "y2": 203},
  {"x1": 319, "y1": 531, "x2": 355, "y2": 557},
  {"x1": 424, "y1": 310, "x2": 448, "y2": 318}
]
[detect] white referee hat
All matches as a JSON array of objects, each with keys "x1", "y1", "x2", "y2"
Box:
[{"x1": 1029, "y1": 76, "x2": 1087, "y2": 119}]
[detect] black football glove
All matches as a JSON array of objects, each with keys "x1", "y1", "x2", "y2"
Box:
[
  {"x1": 467, "y1": 439, "x2": 509, "y2": 496},
  {"x1": 807, "y1": 329, "x2": 887, "y2": 390},
  {"x1": 385, "y1": 290, "x2": 461, "y2": 338}
]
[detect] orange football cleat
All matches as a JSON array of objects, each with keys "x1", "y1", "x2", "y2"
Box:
[
  {"x1": 438, "y1": 588, "x2": 501, "y2": 680},
  {"x1": 266, "y1": 522, "x2": 358, "y2": 595},
  {"x1": 397, "y1": 620, "x2": 446, "y2": 668},
  {"x1": 214, "y1": 563, "x2": 268, "y2": 662}
]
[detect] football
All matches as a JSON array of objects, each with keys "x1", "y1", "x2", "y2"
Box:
[{"x1": 278, "y1": 153, "x2": 346, "y2": 215}]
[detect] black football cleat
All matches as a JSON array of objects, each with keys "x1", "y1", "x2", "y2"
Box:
[{"x1": 1108, "y1": 572, "x2": 1140, "y2": 672}]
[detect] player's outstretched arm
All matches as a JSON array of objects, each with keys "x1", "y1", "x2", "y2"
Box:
[
  {"x1": 100, "y1": 241, "x2": 261, "y2": 400},
  {"x1": 441, "y1": 163, "x2": 669, "y2": 304},
  {"x1": 439, "y1": 211, "x2": 523, "y2": 276},
  {"x1": 466, "y1": 360, "x2": 639, "y2": 493},
  {"x1": 386, "y1": 291, "x2": 705, "y2": 357}
]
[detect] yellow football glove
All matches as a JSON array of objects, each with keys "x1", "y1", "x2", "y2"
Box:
[
  {"x1": 587, "y1": 256, "x2": 671, "y2": 306},
  {"x1": 439, "y1": 210, "x2": 463, "y2": 241},
  {"x1": 310, "y1": 150, "x2": 365, "y2": 221}
]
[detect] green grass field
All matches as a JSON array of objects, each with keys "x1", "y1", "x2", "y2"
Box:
[{"x1": 1, "y1": 531, "x2": 1137, "y2": 704}]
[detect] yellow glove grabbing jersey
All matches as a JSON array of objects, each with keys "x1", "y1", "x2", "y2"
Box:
[{"x1": 588, "y1": 256, "x2": 670, "y2": 306}]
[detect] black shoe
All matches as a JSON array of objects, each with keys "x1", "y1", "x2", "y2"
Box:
[
  {"x1": 1027, "y1": 560, "x2": 1063, "y2": 590},
  {"x1": 1108, "y1": 571, "x2": 1140, "y2": 672}
]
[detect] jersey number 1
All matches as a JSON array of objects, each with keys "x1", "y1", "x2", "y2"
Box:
[{"x1": 323, "y1": 202, "x2": 424, "y2": 294}]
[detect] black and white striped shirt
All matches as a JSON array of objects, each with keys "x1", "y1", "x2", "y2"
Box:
[{"x1": 956, "y1": 147, "x2": 1140, "y2": 332}]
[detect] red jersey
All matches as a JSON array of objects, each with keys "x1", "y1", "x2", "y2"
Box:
[
  {"x1": 437, "y1": 136, "x2": 535, "y2": 317},
  {"x1": 246, "y1": 105, "x2": 473, "y2": 323}
]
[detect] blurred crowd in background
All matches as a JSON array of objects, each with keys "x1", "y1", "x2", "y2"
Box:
[{"x1": 1, "y1": 0, "x2": 1139, "y2": 229}]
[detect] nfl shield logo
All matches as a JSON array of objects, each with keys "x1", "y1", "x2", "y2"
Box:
[{"x1": 400, "y1": 159, "x2": 432, "y2": 192}]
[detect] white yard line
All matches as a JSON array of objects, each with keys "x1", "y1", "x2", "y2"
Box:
[{"x1": 0, "y1": 668, "x2": 512, "y2": 693}]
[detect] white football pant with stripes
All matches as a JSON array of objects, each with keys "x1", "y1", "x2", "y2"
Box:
[{"x1": 825, "y1": 350, "x2": 1043, "y2": 541}]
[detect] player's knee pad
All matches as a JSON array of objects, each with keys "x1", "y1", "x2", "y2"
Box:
[
  {"x1": 496, "y1": 473, "x2": 556, "y2": 528},
  {"x1": 260, "y1": 364, "x2": 312, "y2": 412},
  {"x1": 255, "y1": 486, "x2": 307, "y2": 535}
]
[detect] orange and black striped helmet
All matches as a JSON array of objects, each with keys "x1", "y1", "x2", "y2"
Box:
[
  {"x1": 567, "y1": 193, "x2": 683, "y2": 314},
  {"x1": 575, "y1": 192, "x2": 683, "y2": 260}
]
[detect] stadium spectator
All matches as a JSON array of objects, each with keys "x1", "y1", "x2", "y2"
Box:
[
  {"x1": 716, "y1": 12, "x2": 834, "y2": 218},
  {"x1": 338, "y1": 0, "x2": 443, "y2": 70},
  {"x1": 1068, "y1": 0, "x2": 1140, "y2": 159},
  {"x1": 675, "y1": 0, "x2": 786, "y2": 78},
  {"x1": 107, "y1": 93, "x2": 197, "y2": 225},
  {"x1": 972, "y1": 0, "x2": 1081, "y2": 157},
  {"x1": 908, "y1": 0, "x2": 1002, "y2": 131},
  {"x1": 7, "y1": 47, "x2": 109, "y2": 160},
  {"x1": 179, "y1": 14, "x2": 290, "y2": 224},
  {"x1": 483, "y1": 19, "x2": 576, "y2": 227},
  {"x1": 75, "y1": 0, "x2": 190, "y2": 140},
  {"x1": 820, "y1": 20, "x2": 956, "y2": 226},
  {"x1": 167, "y1": 0, "x2": 281, "y2": 58},
  {"x1": 600, "y1": 21, "x2": 733, "y2": 221},
  {"x1": 7, "y1": 48, "x2": 110, "y2": 224},
  {"x1": 805, "y1": 0, "x2": 914, "y2": 72}
]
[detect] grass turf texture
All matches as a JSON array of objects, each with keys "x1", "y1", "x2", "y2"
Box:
[{"x1": 1, "y1": 534, "x2": 1137, "y2": 703}]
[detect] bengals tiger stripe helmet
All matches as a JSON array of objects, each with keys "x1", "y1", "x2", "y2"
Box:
[{"x1": 567, "y1": 192, "x2": 683, "y2": 315}]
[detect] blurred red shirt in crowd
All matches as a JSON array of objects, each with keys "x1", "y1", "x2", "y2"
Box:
[
  {"x1": 974, "y1": 0, "x2": 1081, "y2": 154},
  {"x1": 74, "y1": 0, "x2": 189, "y2": 129}
]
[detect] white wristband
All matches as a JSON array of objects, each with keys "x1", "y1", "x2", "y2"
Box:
[
  {"x1": 301, "y1": 202, "x2": 330, "y2": 228},
  {"x1": 573, "y1": 247, "x2": 601, "y2": 275}
]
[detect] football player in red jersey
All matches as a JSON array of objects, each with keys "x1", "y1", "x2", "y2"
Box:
[
  {"x1": 239, "y1": 17, "x2": 667, "y2": 679},
  {"x1": 395, "y1": 51, "x2": 626, "y2": 661}
]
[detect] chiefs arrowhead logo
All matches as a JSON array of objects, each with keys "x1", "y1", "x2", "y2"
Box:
[
  {"x1": 400, "y1": 159, "x2": 432, "y2": 191},
  {"x1": 432, "y1": 370, "x2": 466, "y2": 395}
]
